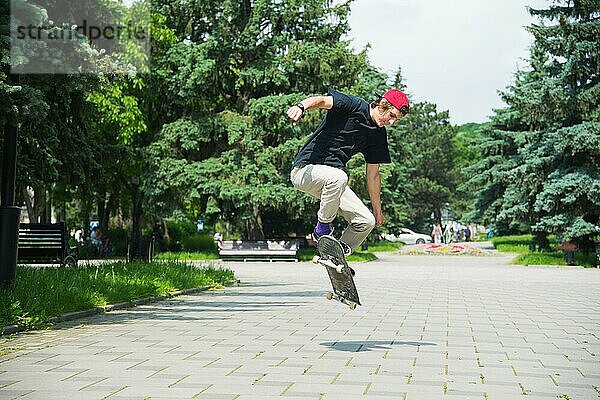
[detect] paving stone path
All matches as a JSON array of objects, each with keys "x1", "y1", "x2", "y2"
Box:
[{"x1": 1, "y1": 252, "x2": 599, "y2": 399}]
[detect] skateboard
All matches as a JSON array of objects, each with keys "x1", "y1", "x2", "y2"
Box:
[{"x1": 312, "y1": 235, "x2": 361, "y2": 310}]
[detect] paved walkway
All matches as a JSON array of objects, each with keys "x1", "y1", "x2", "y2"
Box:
[{"x1": 1, "y1": 253, "x2": 599, "y2": 399}]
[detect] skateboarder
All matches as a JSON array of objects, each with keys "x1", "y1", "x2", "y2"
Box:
[{"x1": 288, "y1": 88, "x2": 409, "y2": 255}]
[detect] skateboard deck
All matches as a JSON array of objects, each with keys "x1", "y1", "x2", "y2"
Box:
[{"x1": 312, "y1": 235, "x2": 361, "y2": 309}]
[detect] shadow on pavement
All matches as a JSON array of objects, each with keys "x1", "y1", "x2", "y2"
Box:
[
  {"x1": 50, "y1": 282, "x2": 317, "y2": 331},
  {"x1": 320, "y1": 340, "x2": 437, "y2": 352}
]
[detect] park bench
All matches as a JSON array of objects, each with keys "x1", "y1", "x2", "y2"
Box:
[
  {"x1": 218, "y1": 239, "x2": 301, "y2": 262},
  {"x1": 17, "y1": 222, "x2": 79, "y2": 267}
]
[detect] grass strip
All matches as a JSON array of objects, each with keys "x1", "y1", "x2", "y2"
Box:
[
  {"x1": 361, "y1": 241, "x2": 404, "y2": 252},
  {"x1": 298, "y1": 248, "x2": 379, "y2": 262},
  {"x1": 156, "y1": 251, "x2": 220, "y2": 261},
  {"x1": 154, "y1": 241, "x2": 399, "y2": 262},
  {"x1": 492, "y1": 235, "x2": 596, "y2": 267},
  {"x1": 0, "y1": 261, "x2": 234, "y2": 330},
  {"x1": 513, "y1": 252, "x2": 595, "y2": 267},
  {"x1": 298, "y1": 240, "x2": 404, "y2": 262},
  {"x1": 492, "y1": 234, "x2": 534, "y2": 253}
]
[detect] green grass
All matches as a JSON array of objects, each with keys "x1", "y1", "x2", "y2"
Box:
[
  {"x1": 297, "y1": 241, "x2": 393, "y2": 262},
  {"x1": 492, "y1": 235, "x2": 596, "y2": 267},
  {"x1": 514, "y1": 252, "x2": 596, "y2": 268},
  {"x1": 361, "y1": 241, "x2": 403, "y2": 252},
  {"x1": 0, "y1": 261, "x2": 235, "y2": 330},
  {"x1": 491, "y1": 234, "x2": 534, "y2": 253},
  {"x1": 347, "y1": 252, "x2": 378, "y2": 262},
  {"x1": 155, "y1": 251, "x2": 220, "y2": 260},
  {"x1": 308, "y1": 249, "x2": 377, "y2": 263},
  {"x1": 156, "y1": 241, "x2": 398, "y2": 262}
]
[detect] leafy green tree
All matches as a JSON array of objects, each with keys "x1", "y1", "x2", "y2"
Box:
[
  {"x1": 1, "y1": 0, "x2": 107, "y2": 224},
  {"x1": 347, "y1": 68, "x2": 459, "y2": 235},
  {"x1": 1, "y1": 0, "x2": 150, "y2": 250},
  {"x1": 146, "y1": 0, "x2": 370, "y2": 239},
  {"x1": 468, "y1": 0, "x2": 600, "y2": 248},
  {"x1": 452, "y1": 122, "x2": 487, "y2": 222},
  {"x1": 392, "y1": 102, "x2": 458, "y2": 231}
]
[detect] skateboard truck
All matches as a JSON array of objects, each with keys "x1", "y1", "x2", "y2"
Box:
[
  {"x1": 326, "y1": 290, "x2": 358, "y2": 310},
  {"x1": 312, "y1": 255, "x2": 343, "y2": 273},
  {"x1": 314, "y1": 255, "x2": 359, "y2": 309}
]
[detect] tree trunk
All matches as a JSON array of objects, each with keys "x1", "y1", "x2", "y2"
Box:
[
  {"x1": 44, "y1": 186, "x2": 51, "y2": 223},
  {"x1": 129, "y1": 183, "x2": 145, "y2": 260},
  {"x1": 23, "y1": 184, "x2": 46, "y2": 223},
  {"x1": 533, "y1": 231, "x2": 550, "y2": 252},
  {"x1": 432, "y1": 206, "x2": 442, "y2": 225},
  {"x1": 246, "y1": 204, "x2": 264, "y2": 240},
  {"x1": 80, "y1": 195, "x2": 91, "y2": 238},
  {"x1": 100, "y1": 192, "x2": 115, "y2": 233},
  {"x1": 22, "y1": 187, "x2": 33, "y2": 222}
]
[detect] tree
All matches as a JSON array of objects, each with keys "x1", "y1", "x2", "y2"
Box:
[
  {"x1": 146, "y1": 0, "x2": 370, "y2": 239},
  {"x1": 345, "y1": 67, "x2": 460, "y2": 235},
  {"x1": 1, "y1": 0, "x2": 108, "y2": 224},
  {"x1": 468, "y1": 0, "x2": 600, "y2": 247},
  {"x1": 393, "y1": 102, "x2": 458, "y2": 230},
  {"x1": 453, "y1": 122, "x2": 487, "y2": 222},
  {"x1": 1, "y1": 0, "x2": 153, "y2": 255}
]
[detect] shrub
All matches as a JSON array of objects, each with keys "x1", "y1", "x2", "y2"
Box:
[
  {"x1": 164, "y1": 219, "x2": 198, "y2": 251},
  {"x1": 108, "y1": 227, "x2": 128, "y2": 256},
  {"x1": 182, "y1": 234, "x2": 217, "y2": 252}
]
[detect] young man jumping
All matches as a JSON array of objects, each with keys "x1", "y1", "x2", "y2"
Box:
[{"x1": 287, "y1": 88, "x2": 409, "y2": 255}]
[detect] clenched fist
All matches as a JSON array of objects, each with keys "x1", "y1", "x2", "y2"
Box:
[{"x1": 287, "y1": 103, "x2": 304, "y2": 125}]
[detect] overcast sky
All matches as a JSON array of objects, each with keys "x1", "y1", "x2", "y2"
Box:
[{"x1": 346, "y1": 0, "x2": 548, "y2": 125}]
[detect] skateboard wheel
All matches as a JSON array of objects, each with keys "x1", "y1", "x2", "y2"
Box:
[
  {"x1": 312, "y1": 255, "x2": 320, "y2": 264},
  {"x1": 349, "y1": 302, "x2": 357, "y2": 310},
  {"x1": 335, "y1": 265, "x2": 344, "y2": 273},
  {"x1": 326, "y1": 292, "x2": 333, "y2": 300}
]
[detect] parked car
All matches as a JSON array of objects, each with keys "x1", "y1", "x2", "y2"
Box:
[{"x1": 382, "y1": 228, "x2": 432, "y2": 245}]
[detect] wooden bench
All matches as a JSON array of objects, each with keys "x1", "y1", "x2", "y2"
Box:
[
  {"x1": 18, "y1": 222, "x2": 79, "y2": 267},
  {"x1": 218, "y1": 239, "x2": 300, "y2": 262}
]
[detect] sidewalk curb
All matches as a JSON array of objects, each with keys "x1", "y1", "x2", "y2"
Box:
[{"x1": 1, "y1": 281, "x2": 239, "y2": 336}]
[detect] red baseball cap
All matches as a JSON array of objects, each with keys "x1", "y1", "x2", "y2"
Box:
[{"x1": 383, "y1": 89, "x2": 409, "y2": 110}]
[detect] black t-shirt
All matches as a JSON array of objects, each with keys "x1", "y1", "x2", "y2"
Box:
[{"x1": 293, "y1": 89, "x2": 391, "y2": 169}]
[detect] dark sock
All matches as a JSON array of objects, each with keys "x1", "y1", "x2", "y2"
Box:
[{"x1": 315, "y1": 221, "x2": 332, "y2": 236}]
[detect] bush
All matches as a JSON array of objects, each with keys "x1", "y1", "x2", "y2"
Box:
[
  {"x1": 182, "y1": 234, "x2": 217, "y2": 252},
  {"x1": 108, "y1": 227, "x2": 128, "y2": 256},
  {"x1": 73, "y1": 241, "x2": 97, "y2": 259}
]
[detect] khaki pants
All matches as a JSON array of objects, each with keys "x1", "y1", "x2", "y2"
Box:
[{"x1": 290, "y1": 164, "x2": 375, "y2": 250}]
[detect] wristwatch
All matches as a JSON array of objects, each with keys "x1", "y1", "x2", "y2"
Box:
[{"x1": 295, "y1": 102, "x2": 305, "y2": 114}]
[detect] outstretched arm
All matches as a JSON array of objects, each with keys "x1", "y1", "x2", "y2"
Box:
[
  {"x1": 366, "y1": 163, "x2": 385, "y2": 227},
  {"x1": 287, "y1": 95, "x2": 333, "y2": 124}
]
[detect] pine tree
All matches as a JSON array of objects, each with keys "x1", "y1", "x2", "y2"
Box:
[{"x1": 469, "y1": 0, "x2": 600, "y2": 248}]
